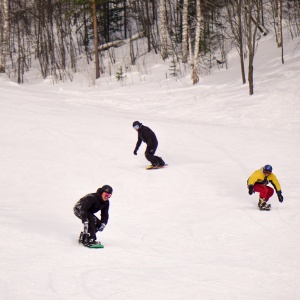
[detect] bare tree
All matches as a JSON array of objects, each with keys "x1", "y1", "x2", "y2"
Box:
[
  {"x1": 181, "y1": 0, "x2": 189, "y2": 63},
  {"x1": 92, "y1": 0, "x2": 100, "y2": 79},
  {"x1": 0, "y1": 0, "x2": 9, "y2": 73},
  {"x1": 243, "y1": 0, "x2": 260, "y2": 95},
  {"x1": 160, "y1": 0, "x2": 168, "y2": 60},
  {"x1": 225, "y1": 0, "x2": 246, "y2": 84},
  {"x1": 2, "y1": 0, "x2": 300, "y2": 89},
  {"x1": 145, "y1": 0, "x2": 151, "y2": 52},
  {"x1": 192, "y1": 0, "x2": 201, "y2": 84},
  {"x1": 276, "y1": 0, "x2": 283, "y2": 47},
  {"x1": 277, "y1": 0, "x2": 284, "y2": 64}
]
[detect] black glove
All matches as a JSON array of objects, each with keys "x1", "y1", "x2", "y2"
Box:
[
  {"x1": 98, "y1": 223, "x2": 106, "y2": 232},
  {"x1": 133, "y1": 149, "x2": 138, "y2": 155},
  {"x1": 248, "y1": 185, "x2": 254, "y2": 195},
  {"x1": 277, "y1": 191, "x2": 284, "y2": 203}
]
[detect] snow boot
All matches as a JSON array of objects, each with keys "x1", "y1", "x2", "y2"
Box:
[
  {"x1": 157, "y1": 157, "x2": 165, "y2": 166},
  {"x1": 78, "y1": 232, "x2": 84, "y2": 244},
  {"x1": 258, "y1": 198, "x2": 271, "y2": 211},
  {"x1": 86, "y1": 238, "x2": 102, "y2": 246},
  {"x1": 79, "y1": 232, "x2": 90, "y2": 245}
]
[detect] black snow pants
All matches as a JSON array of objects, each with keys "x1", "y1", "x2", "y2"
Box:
[{"x1": 73, "y1": 207, "x2": 101, "y2": 240}]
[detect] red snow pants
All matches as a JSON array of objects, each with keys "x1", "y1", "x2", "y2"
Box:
[{"x1": 253, "y1": 184, "x2": 274, "y2": 201}]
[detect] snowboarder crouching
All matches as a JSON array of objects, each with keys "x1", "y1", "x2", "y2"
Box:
[
  {"x1": 73, "y1": 185, "x2": 112, "y2": 246},
  {"x1": 132, "y1": 121, "x2": 165, "y2": 167},
  {"x1": 247, "y1": 165, "x2": 283, "y2": 210}
]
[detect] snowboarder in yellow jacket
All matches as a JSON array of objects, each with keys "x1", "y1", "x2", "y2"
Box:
[{"x1": 247, "y1": 165, "x2": 284, "y2": 211}]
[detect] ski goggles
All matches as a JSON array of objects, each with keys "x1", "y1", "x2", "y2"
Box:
[
  {"x1": 133, "y1": 124, "x2": 139, "y2": 130},
  {"x1": 103, "y1": 192, "x2": 112, "y2": 198}
]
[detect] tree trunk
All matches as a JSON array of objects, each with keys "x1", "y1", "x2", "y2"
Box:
[
  {"x1": 248, "y1": 52, "x2": 254, "y2": 95},
  {"x1": 160, "y1": 0, "x2": 168, "y2": 60},
  {"x1": 237, "y1": 0, "x2": 246, "y2": 84},
  {"x1": 182, "y1": 0, "x2": 189, "y2": 63},
  {"x1": 277, "y1": 0, "x2": 282, "y2": 47},
  {"x1": 244, "y1": 0, "x2": 258, "y2": 95},
  {"x1": 226, "y1": 0, "x2": 246, "y2": 84},
  {"x1": 0, "y1": 0, "x2": 9, "y2": 73},
  {"x1": 145, "y1": 0, "x2": 151, "y2": 52},
  {"x1": 92, "y1": 0, "x2": 100, "y2": 79},
  {"x1": 124, "y1": 0, "x2": 127, "y2": 39},
  {"x1": 192, "y1": 0, "x2": 201, "y2": 84}
]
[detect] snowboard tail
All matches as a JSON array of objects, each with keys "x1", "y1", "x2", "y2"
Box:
[{"x1": 146, "y1": 164, "x2": 168, "y2": 170}]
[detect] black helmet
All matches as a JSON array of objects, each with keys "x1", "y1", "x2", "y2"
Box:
[
  {"x1": 133, "y1": 121, "x2": 142, "y2": 129},
  {"x1": 101, "y1": 185, "x2": 113, "y2": 194}
]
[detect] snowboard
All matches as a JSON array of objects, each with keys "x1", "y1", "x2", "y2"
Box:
[
  {"x1": 83, "y1": 243, "x2": 104, "y2": 249},
  {"x1": 79, "y1": 240, "x2": 104, "y2": 248},
  {"x1": 146, "y1": 164, "x2": 168, "y2": 170}
]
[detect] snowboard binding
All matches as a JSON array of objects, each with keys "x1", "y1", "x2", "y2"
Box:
[{"x1": 78, "y1": 231, "x2": 90, "y2": 245}]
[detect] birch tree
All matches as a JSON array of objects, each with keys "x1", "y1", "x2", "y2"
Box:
[
  {"x1": 0, "y1": 0, "x2": 9, "y2": 73},
  {"x1": 160, "y1": 0, "x2": 168, "y2": 60},
  {"x1": 181, "y1": 0, "x2": 189, "y2": 63},
  {"x1": 192, "y1": 0, "x2": 201, "y2": 84},
  {"x1": 277, "y1": 0, "x2": 283, "y2": 47}
]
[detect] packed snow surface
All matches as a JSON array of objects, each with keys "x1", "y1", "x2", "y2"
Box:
[{"x1": 1, "y1": 35, "x2": 299, "y2": 299}]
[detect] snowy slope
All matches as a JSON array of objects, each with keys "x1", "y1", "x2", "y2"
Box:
[{"x1": 0, "y1": 34, "x2": 300, "y2": 300}]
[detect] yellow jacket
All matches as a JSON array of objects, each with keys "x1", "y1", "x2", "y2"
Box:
[{"x1": 247, "y1": 167, "x2": 281, "y2": 192}]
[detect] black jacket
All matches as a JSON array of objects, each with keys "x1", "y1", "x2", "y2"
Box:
[
  {"x1": 75, "y1": 188, "x2": 109, "y2": 224},
  {"x1": 135, "y1": 125, "x2": 158, "y2": 151}
]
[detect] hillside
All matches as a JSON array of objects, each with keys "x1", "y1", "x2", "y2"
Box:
[{"x1": 0, "y1": 33, "x2": 299, "y2": 300}]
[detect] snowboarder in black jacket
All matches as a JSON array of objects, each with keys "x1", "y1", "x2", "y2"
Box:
[
  {"x1": 132, "y1": 121, "x2": 165, "y2": 167},
  {"x1": 73, "y1": 185, "x2": 112, "y2": 246}
]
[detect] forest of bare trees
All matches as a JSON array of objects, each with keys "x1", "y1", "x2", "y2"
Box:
[{"x1": 0, "y1": 0, "x2": 300, "y2": 94}]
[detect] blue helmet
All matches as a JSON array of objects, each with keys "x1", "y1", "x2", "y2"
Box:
[{"x1": 263, "y1": 165, "x2": 272, "y2": 173}]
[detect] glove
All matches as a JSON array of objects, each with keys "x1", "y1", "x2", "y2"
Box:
[
  {"x1": 248, "y1": 185, "x2": 254, "y2": 195},
  {"x1": 277, "y1": 191, "x2": 284, "y2": 203},
  {"x1": 133, "y1": 149, "x2": 138, "y2": 155},
  {"x1": 98, "y1": 223, "x2": 106, "y2": 232}
]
